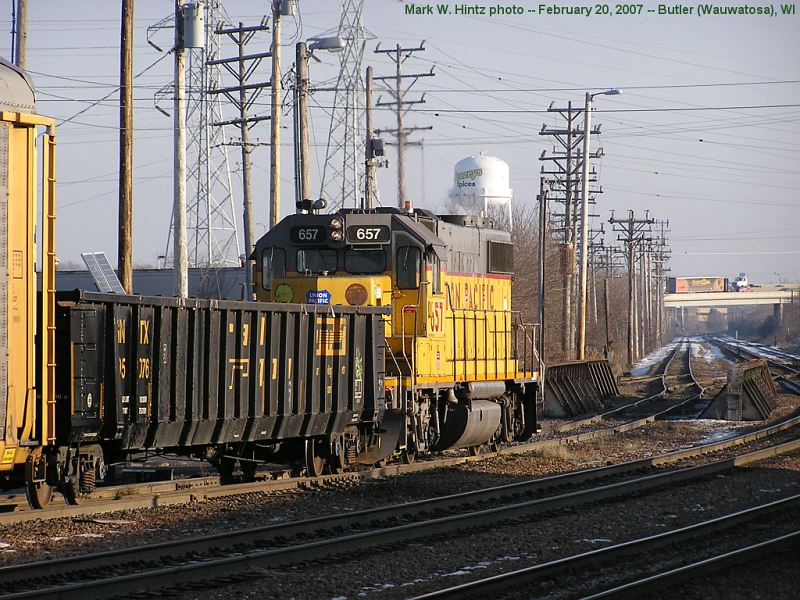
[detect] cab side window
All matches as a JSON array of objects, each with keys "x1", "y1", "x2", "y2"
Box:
[
  {"x1": 428, "y1": 252, "x2": 441, "y2": 294},
  {"x1": 261, "y1": 247, "x2": 286, "y2": 290},
  {"x1": 396, "y1": 246, "x2": 421, "y2": 289}
]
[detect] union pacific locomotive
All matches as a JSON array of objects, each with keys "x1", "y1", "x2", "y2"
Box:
[
  {"x1": 253, "y1": 207, "x2": 540, "y2": 461},
  {"x1": 0, "y1": 59, "x2": 539, "y2": 509}
]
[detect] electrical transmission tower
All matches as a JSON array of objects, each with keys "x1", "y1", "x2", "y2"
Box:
[
  {"x1": 150, "y1": 1, "x2": 241, "y2": 270},
  {"x1": 319, "y1": 0, "x2": 371, "y2": 210}
]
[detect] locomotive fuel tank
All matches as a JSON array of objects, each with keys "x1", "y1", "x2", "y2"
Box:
[{"x1": 434, "y1": 400, "x2": 502, "y2": 451}]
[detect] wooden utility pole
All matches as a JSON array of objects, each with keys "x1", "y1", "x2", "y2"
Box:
[
  {"x1": 238, "y1": 23, "x2": 255, "y2": 278},
  {"x1": 539, "y1": 102, "x2": 599, "y2": 360},
  {"x1": 364, "y1": 66, "x2": 374, "y2": 209},
  {"x1": 269, "y1": 1, "x2": 281, "y2": 227},
  {"x1": 374, "y1": 43, "x2": 433, "y2": 208},
  {"x1": 609, "y1": 210, "x2": 654, "y2": 367},
  {"x1": 603, "y1": 278, "x2": 612, "y2": 360},
  {"x1": 209, "y1": 20, "x2": 271, "y2": 298},
  {"x1": 537, "y1": 177, "x2": 549, "y2": 365},
  {"x1": 14, "y1": 0, "x2": 27, "y2": 69},
  {"x1": 296, "y1": 42, "x2": 311, "y2": 204},
  {"x1": 118, "y1": 0, "x2": 134, "y2": 294},
  {"x1": 173, "y1": 0, "x2": 188, "y2": 298}
]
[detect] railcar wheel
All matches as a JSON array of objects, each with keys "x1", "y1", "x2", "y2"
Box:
[
  {"x1": 304, "y1": 439, "x2": 325, "y2": 477},
  {"x1": 24, "y1": 449, "x2": 52, "y2": 509},
  {"x1": 63, "y1": 476, "x2": 82, "y2": 505},
  {"x1": 328, "y1": 438, "x2": 346, "y2": 474},
  {"x1": 240, "y1": 460, "x2": 257, "y2": 482},
  {"x1": 218, "y1": 456, "x2": 236, "y2": 484}
]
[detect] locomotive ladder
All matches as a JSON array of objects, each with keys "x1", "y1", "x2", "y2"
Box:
[{"x1": 41, "y1": 127, "x2": 57, "y2": 446}]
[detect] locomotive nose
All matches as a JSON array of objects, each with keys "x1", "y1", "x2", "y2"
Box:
[{"x1": 275, "y1": 276, "x2": 389, "y2": 307}]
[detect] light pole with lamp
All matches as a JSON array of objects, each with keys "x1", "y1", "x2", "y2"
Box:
[
  {"x1": 577, "y1": 88, "x2": 620, "y2": 360},
  {"x1": 293, "y1": 36, "x2": 345, "y2": 210}
]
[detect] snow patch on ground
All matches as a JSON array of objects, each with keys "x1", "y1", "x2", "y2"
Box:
[{"x1": 631, "y1": 339, "x2": 681, "y2": 376}]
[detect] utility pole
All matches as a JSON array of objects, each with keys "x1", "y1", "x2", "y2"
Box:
[
  {"x1": 577, "y1": 89, "x2": 618, "y2": 360},
  {"x1": 610, "y1": 210, "x2": 654, "y2": 366},
  {"x1": 209, "y1": 20, "x2": 271, "y2": 299},
  {"x1": 537, "y1": 177, "x2": 549, "y2": 366},
  {"x1": 540, "y1": 102, "x2": 598, "y2": 360},
  {"x1": 14, "y1": 0, "x2": 26, "y2": 69},
  {"x1": 173, "y1": 0, "x2": 188, "y2": 298},
  {"x1": 603, "y1": 278, "x2": 612, "y2": 361},
  {"x1": 269, "y1": 0, "x2": 282, "y2": 227},
  {"x1": 119, "y1": 0, "x2": 134, "y2": 294},
  {"x1": 364, "y1": 65, "x2": 375, "y2": 209},
  {"x1": 374, "y1": 43, "x2": 434, "y2": 208},
  {"x1": 652, "y1": 220, "x2": 671, "y2": 346},
  {"x1": 295, "y1": 42, "x2": 311, "y2": 205}
]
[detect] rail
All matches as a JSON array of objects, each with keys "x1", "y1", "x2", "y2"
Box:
[
  {"x1": 448, "y1": 308, "x2": 537, "y2": 382},
  {"x1": 4, "y1": 433, "x2": 798, "y2": 599}
]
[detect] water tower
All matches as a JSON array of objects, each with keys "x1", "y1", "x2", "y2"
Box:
[{"x1": 448, "y1": 152, "x2": 513, "y2": 229}]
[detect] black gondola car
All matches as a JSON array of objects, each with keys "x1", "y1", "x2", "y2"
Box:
[{"x1": 50, "y1": 290, "x2": 389, "y2": 502}]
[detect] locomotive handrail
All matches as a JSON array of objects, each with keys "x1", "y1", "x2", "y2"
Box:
[
  {"x1": 400, "y1": 303, "x2": 418, "y2": 391},
  {"x1": 447, "y1": 307, "x2": 529, "y2": 381}
]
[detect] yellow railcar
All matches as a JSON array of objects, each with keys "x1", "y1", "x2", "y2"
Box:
[
  {"x1": 254, "y1": 207, "x2": 540, "y2": 458},
  {"x1": 0, "y1": 59, "x2": 57, "y2": 506}
]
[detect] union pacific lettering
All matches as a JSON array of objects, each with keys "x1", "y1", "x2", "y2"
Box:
[{"x1": 445, "y1": 274, "x2": 510, "y2": 311}]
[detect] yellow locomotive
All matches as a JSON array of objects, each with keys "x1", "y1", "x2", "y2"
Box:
[{"x1": 254, "y1": 205, "x2": 540, "y2": 459}]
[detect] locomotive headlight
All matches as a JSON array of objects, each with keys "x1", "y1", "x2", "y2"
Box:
[
  {"x1": 329, "y1": 217, "x2": 343, "y2": 230},
  {"x1": 345, "y1": 283, "x2": 368, "y2": 306},
  {"x1": 330, "y1": 229, "x2": 344, "y2": 241}
]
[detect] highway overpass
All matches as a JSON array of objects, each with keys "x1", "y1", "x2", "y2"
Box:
[{"x1": 664, "y1": 290, "x2": 794, "y2": 308}]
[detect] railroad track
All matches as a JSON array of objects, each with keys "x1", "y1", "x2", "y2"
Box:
[
  {"x1": 707, "y1": 334, "x2": 800, "y2": 378},
  {"x1": 553, "y1": 336, "x2": 701, "y2": 433},
  {"x1": 409, "y1": 495, "x2": 800, "y2": 599},
  {"x1": 1, "y1": 416, "x2": 798, "y2": 599}
]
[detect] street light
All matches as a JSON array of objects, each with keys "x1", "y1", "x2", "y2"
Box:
[
  {"x1": 294, "y1": 37, "x2": 347, "y2": 209},
  {"x1": 308, "y1": 36, "x2": 345, "y2": 52},
  {"x1": 577, "y1": 88, "x2": 620, "y2": 361}
]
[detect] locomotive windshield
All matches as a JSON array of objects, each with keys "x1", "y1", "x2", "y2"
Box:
[
  {"x1": 297, "y1": 248, "x2": 337, "y2": 274},
  {"x1": 345, "y1": 249, "x2": 386, "y2": 275}
]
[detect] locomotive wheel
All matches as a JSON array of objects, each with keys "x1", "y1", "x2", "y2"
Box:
[
  {"x1": 25, "y1": 449, "x2": 52, "y2": 509},
  {"x1": 304, "y1": 439, "x2": 325, "y2": 477}
]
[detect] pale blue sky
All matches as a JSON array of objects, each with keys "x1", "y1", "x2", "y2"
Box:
[{"x1": 3, "y1": 1, "x2": 799, "y2": 282}]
